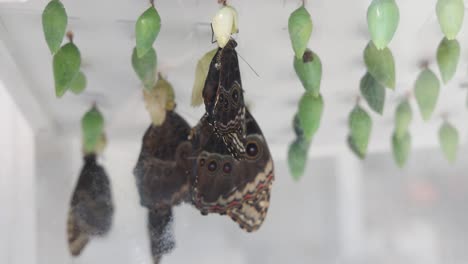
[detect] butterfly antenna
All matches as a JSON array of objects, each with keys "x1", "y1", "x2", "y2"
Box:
[{"x1": 238, "y1": 52, "x2": 260, "y2": 78}]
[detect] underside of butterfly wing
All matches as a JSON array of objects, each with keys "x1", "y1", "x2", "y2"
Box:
[
  {"x1": 190, "y1": 110, "x2": 274, "y2": 232},
  {"x1": 202, "y1": 39, "x2": 247, "y2": 159}
]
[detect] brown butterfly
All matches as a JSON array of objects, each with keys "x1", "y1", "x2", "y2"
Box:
[
  {"x1": 133, "y1": 111, "x2": 192, "y2": 210},
  {"x1": 67, "y1": 154, "x2": 114, "y2": 256},
  {"x1": 190, "y1": 109, "x2": 274, "y2": 232},
  {"x1": 203, "y1": 39, "x2": 246, "y2": 160}
]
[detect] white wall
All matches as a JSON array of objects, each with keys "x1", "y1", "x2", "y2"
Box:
[
  {"x1": 35, "y1": 133, "x2": 74, "y2": 264},
  {"x1": 0, "y1": 81, "x2": 36, "y2": 264}
]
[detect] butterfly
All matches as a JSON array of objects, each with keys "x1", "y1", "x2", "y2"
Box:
[
  {"x1": 133, "y1": 110, "x2": 192, "y2": 263},
  {"x1": 202, "y1": 39, "x2": 246, "y2": 160},
  {"x1": 67, "y1": 154, "x2": 114, "y2": 256},
  {"x1": 133, "y1": 110, "x2": 192, "y2": 210},
  {"x1": 190, "y1": 38, "x2": 274, "y2": 232}
]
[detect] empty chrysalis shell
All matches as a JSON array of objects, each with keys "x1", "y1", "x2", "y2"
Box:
[
  {"x1": 192, "y1": 48, "x2": 217, "y2": 106},
  {"x1": 212, "y1": 5, "x2": 238, "y2": 48},
  {"x1": 144, "y1": 76, "x2": 176, "y2": 126}
]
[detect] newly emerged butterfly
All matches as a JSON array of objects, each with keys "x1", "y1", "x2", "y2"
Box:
[{"x1": 67, "y1": 154, "x2": 114, "y2": 256}]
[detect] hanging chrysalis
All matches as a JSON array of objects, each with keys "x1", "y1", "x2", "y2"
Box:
[
  {"x1": 288, "y1": 4, "x2": 322, "y2": 179},
  {"x1": 436, "y1": 38, "x2": 460, "y2": 84},
  {"x1": 53, "y1": 32, "x2": 81, "y2": 97},
  {"x1": 347, "y1": 104, "x2": 372, "y2": 159},
  {"x1": 414, "y1": 68, "x2": 440, "y2": 121},
  {"x1": 67, "y1": 105, "x2": 114, "y2": 257},
  {"x1": 293, "y1": 49, "x2": 322, "y2": 97},
  {"x1": 394, "y1": 99, "x2": 412, "y2": 138},
  {"x1": 288, "y1": 5, "x2": 313, "y2": 59},
  {"x1": 367, "y1": 0, "x2": 400, "y2": 50},
  {"x1": 436, "y1": 0, "x2": 464, "y2": 40},
  {"x1": 439, "y1": 120, "x2": 459, "y2": 163},
  {"x1": 360, "y1": 72, "x2": 386, "y2": 115},
  {"x1": 392, "y1": 131, "x2": 411, "y2": 168},
  {"x1": 297, "y1": 93, "x2": 324, "y2": 141},
  {"x1": 392, "y1": 98, "x2": 412, "y2": 167},
  {"x1": 288, "y1": 137, "x2": 310, "y2": 181},
  {"x1": 42, "y1": 0, "x2": 68, "y2": 54},
  {"x1": 132, "y1": 47, "x2": 158, "y2": 90},
  {"x1": 135, "y1": 1, "x2": 161, "y2": 58},
  {"x1": 364, "y1": 41, "x2": 396, "y2": 89},
  {"x1": 42, "y1": 0, "x2": 87, "y2": 97}
]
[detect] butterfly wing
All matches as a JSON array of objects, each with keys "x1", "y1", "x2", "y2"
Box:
[
  {"x1": 147, "y1": 208, "x2": 175, "y2": 264},
  {"x1": 67, "y1": 155, "x2": 114, "y2": 256},
  {"x1": 190, "y1": 109, "x2": 274, "y2": 232},
  {"x1": 202, "y1": 40, "x2": 246, "y2": 159},
  {"x1": 134, "y1": 111, "x2": 192, "y2": 210}
]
